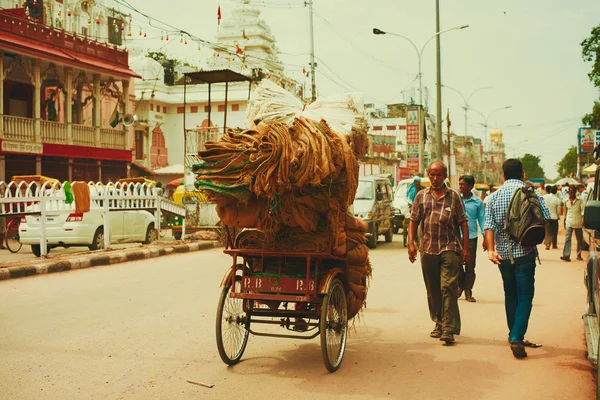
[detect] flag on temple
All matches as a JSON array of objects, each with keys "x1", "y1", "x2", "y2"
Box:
[
  {"x1": 242, "y1": 28, "x2": 249, "y2": 40},
  {"x1": 217, "y1": 5, "x2": 222, "y2": 25},
  {"x1": 109, "y1": 109, "x2": 120, "y2": 128}
]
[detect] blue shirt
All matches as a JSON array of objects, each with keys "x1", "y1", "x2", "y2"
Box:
[
  {"x1": 407, "y1": 183, "x2": 417, "y2": 203},
  {"x1": 484, "y1": 179, "x2": 551, "y2": 259},
  {"x1": 462, "y1": 194, "x2": 485, "y2": 240}
]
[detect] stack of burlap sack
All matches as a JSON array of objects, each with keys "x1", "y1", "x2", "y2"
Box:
[{"x1": 193, "y1": 81, "x2": 371, "y2": 319}]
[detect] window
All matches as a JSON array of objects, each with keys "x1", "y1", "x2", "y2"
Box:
[
  {"x1": 191, "y1": 105, "x2": 198, "y2": 113},
  {"x1": 163, "y1": 106, "x2": 167, "y2": 113},
  {"x1": 150, "y1": 103, "x2": 154, "y2": 111},
  {"x1": 373, "y1": 126, "x2": 383, "y2": 131},
  {"x1": 204, "y1": 105, "x2": 211, "y2": 112},
  {"x1": 387, "y1": 125, "x2": 396, "y2": 130},
  {"x1": 81, "y1": 1, "x2": 89, "y2": 13},
  {"x1": 177, "y1": 106, "x2": 185, "y2": 114},
  {"x1": 232, "y1": 104, "x2": 240, "y2": 112},
  {"x1": 218, "y1": 104, "x2": 225, "y2": 112},
  {"x1": 81, "y1": 26, "x2": 88, "y2": 36},
  {"x1": 135, "y1": 131, "x2": 144, "y2": 160}
]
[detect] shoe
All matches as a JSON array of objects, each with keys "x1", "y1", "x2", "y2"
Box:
[
  {"x1": 545, "y1": 246, "x2": 550, "y2": 250},
  {"x1": 560, "y1": 256, "x2": 571, "y2": 262},
  {"x1": 430, "y1": 324, "x2": 442, "y2": 338},
  {"x1": 553, "y1": 246, "x2": 558, "y2": 249},
  {"x1": 466, "y1": 296, "x2": 477, "y2": 302},
  {"x1": 577, "y1": 256, "x2": 584, "y2": 261},
  {"x1": 440, "y1": 331, "x2": 455, "y2": 343},
  {"x1": 510, "y1": 342, "x2": 527, "y2": 358}
]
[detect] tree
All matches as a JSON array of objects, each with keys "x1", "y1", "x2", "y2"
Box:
[
  {"x1": 583, "y1": 101, "x2": 600, "y2": 129},
  {"x1": 518, "y1": 154, "x2": 545, "y2": 180},
  {"x1": 581, "y1": 25, "x2": 600, "y2": 87},
  {"x1": 581, "y1": 26, "x2": 600, "y2": 127},
  {"x1": 556, "y1": 146, "x2": 578, "y2": 178}
]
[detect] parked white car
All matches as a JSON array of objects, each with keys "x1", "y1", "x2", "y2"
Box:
[
  {"x1": 20, "y1": 209, "x2": 157, "y2": 257},
  {"x1": 19, "y1": 199, "x2": 157, "y2": 257}
]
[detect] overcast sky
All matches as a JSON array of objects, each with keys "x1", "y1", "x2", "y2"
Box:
[{"x1": 124, "y1": 0, "x2": 600, "y2": 179}]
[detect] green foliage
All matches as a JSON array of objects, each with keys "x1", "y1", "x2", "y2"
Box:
[
  {"x1": 518, "y1": 154, "x2": 546, "y2": 180},
  {"x1": 581, "y1": 25, "x2": 600, "y2": 87},
  {"x1": 583, "y1": 101, "x2": 600, "y2": 129},
  {"x1": 556, "y1": 146, "x2": 578, "y2": 178}
]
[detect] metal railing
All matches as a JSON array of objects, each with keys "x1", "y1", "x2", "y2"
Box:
[
  {"x1": 3, "y1": 115, "x2": 35, "y2": 141},
  {"x1": 40, "y1": 120, "x2": 69, "y2": 144},
  {"x1": 0, "y1": 180, "x2": 186, "y2": 257}
]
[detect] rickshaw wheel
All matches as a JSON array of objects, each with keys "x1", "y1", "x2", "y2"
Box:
[
  {"x1": 320, "y1": 278, "x2": 348, "y2": 373},
  {"x1": 216, "y1": 276, "x2": 250, "y2": 365}
]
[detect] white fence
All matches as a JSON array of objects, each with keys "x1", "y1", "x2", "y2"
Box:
[{"x1": 0, "y1": 180, "x2": 186, "y2": 257}]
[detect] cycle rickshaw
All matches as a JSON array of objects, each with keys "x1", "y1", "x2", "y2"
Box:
[{"x1": 215, "y1": 225, "x2": 350, "y2": 373}]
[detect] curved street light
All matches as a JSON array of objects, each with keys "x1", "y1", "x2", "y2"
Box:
[
  {"x1": 373, "y1": 25, "x2": 469, "y2": 172},
  {"x1": 441, "y1": 85, "x2": 492, "y2": 170},
  {"x1": 373, "y1": 25, "x2": 469, "y2": 106},
  {"x1": 470, "y1": 105, "x2": 512, "y2": 151}
]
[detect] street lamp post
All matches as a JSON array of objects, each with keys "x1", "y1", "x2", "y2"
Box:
[
  {"x1": 373, "y1": 25, "x2": 468, "y2": 172},
  {"x1": 441, "y1": 85, "x2": 492, "y2": 172},
  {"x1": 470, "y1": 106, "x2": 513, "y2": 183}
]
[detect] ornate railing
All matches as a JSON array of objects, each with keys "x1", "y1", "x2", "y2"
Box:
[
  {"x1": 40, "y1": 120, "x2": 68, "y2": 144},
  {"x1": 3, "y1": 115, "x2": 35, "y2": 141},
  {"x1": 100, "y1": 128, "x2": 126, "y2": 149},
  {"x1": 72, "y1": 124, "x2": 96, "y2": 147}
]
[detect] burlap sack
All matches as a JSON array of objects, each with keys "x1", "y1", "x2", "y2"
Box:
[{"x1": 347, "y1": 244, "x2": 369, "y2": 266}]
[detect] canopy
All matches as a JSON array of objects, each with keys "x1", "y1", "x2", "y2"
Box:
[
  {"x1": 583, "y1": 164, "x2": 598, "y2": 173},
  {"x1": 11, "y1": 175, "x2": 59, "y2": 185},
  {"x1": 167, "y1": 177, "x2": 184, "y2": 187},
  {"x1": 554, "y1": 177, "x2": 581, "y2": 186}
]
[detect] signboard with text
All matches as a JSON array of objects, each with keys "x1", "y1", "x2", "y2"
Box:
[
  {"x1": 1, "y1": 140, "x2": 43, "y2": 155},
  {"x1": 578, "y1": 127, "x2": 600, "y2": 154},
  {"x1": 406, "y1": 106, "x2": 421, "y2": 172}
]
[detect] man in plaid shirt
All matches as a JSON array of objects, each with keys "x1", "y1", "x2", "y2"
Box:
[{"x1": 484, "y1": 159, "x2": 550, "y2": 358}]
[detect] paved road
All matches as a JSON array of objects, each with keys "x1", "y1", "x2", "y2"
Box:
[{"x1": 0, "y1": 233, "x2": 594, "y2": 399}]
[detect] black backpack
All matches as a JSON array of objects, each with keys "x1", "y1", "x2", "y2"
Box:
[{"x1": 505, "y1": 184, "x2": 546, "y2": 263}]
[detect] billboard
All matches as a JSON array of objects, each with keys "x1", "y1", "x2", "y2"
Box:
[
  {"x1": 406, "y1": 106, "x2": 421, "y2": 172},
  {"x1": 578, "y1": 127, "x2": 600, "y2": 155}
]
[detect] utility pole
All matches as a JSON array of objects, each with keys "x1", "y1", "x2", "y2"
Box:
[
  {"x1": 435, "y1": 0, "x2": 443, "y2": 161},
  {"x1": 308, "y1": 0, "x2": 317, "y2": 102}
]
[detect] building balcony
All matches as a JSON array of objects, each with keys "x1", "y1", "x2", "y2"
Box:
[{"x1": 2, "y1": 115, "x2": 127, "y2": 150}]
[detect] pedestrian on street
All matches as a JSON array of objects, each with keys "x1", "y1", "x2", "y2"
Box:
[
  {"x1": 458, "y1": 175, "x2": 486, "y2": 303},
  {"x1": 406, "y1": 176, "x2": 422, "y2": 206},
  {"x1": 484, "y1": 159, "x2": 551, "y2": 358},
  {"x1": 560, "y1": 186, "x2": 585, "y2": 262},
  {"x1": 542, "y1": 185, "x2": 561, "y2": 250},
  {"x1": 408, "y1": 161, "x2": 470, "y2": 344}
]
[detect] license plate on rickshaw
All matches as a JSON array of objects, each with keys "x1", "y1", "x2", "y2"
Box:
[{"x1": 242, "y1": 276, "x2": 317, "y2": 294}]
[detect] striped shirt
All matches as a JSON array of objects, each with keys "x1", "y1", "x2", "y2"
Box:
[
  {"x1": 410, "y1": 185, "x2": 468, "y2": 255},
  {"x1": 484, "y1": 179, "x2": 551, "y2": 259}
]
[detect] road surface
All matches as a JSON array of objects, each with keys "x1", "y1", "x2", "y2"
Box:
[{"x1": 0, "y1": 234, "x2": 594, "y2": 399}]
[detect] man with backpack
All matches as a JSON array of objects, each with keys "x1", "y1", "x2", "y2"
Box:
[{"x1": 484, "y1": 159, "x2": 550, "y2": 358}]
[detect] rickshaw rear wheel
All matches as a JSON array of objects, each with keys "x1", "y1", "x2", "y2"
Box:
[
  {"x1": 320, "y1": 278, "x2": 348, "y2": 373},
  {"x1": 216, "y1": 276, "x2": 250, "y2": 365}
]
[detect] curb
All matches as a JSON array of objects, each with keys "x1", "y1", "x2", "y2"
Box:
[{"x1": 0, "y1": 241, "x2": 220, "y2": 281}]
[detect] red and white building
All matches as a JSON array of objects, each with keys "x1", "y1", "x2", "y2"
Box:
[{"x1": 0, "y1": 0, "x2": 141, "y2": 183}]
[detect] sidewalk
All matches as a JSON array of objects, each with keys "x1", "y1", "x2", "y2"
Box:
[{"x1": 0, "y1": 239, "x2": 221, "y2": 281}]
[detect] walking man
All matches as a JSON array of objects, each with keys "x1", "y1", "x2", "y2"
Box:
[
  {"x1": 484, "y1": 159, "x2": 550, "y2": 358},
  {"x1": 408, "y1": 161, "x2": 470, "y2": 344},
  {"x1": 458, "y1": 175, "x2": 486, "y2": 302},
  {"x1": 561, "y1": 185, "x2": 585, "y2": 262},
  {"x1": 543, "y1": 185, "x2": 561, "y2": 250}
]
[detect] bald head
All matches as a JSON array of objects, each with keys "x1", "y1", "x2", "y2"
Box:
[{"x1": 427, "y1": 161, "x2": 448, "y2": 189}]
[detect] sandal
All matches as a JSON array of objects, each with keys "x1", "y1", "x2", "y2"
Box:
[
  {"x1": 430, "y1": 330, "x2": 442, "y2": 338},
  {"x1": 466, "y1": 296, "x2": 476, "y2": 302},
  {"x1": 523, "y1": 340, "x2": 542, "y2": 348}
]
